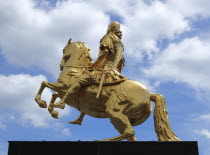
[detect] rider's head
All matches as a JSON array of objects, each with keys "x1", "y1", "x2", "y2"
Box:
[{"x1": 107, "y1": 21, "x2": 122, "y2": 39}]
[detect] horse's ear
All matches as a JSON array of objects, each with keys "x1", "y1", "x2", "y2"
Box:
[{"x1": 68, "y1": 38, "x2": 72, "y2": 44}]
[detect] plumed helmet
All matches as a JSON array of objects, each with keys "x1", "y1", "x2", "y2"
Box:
[{"x1": 107, "y1": 21, "x2": 120, "y2": 33}]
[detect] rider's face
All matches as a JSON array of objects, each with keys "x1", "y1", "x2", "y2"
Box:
[{"x1": 116, "y1": 30, "x2": 122, "y2": 39}]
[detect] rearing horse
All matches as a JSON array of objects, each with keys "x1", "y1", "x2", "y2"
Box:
[{"x1": 35, "y1": 38, "x2": 180, "y2": 141}]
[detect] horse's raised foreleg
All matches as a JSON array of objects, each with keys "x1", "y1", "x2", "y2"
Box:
[
  {"x1": 48, "y1": 92, "x2": 59, "y2": 119},
  {"x1": 43, "y1": 81, "x2": 66, "y2": 93},
  {"x1": 35, "y1": 81, "x2": 65, "y2": 108},
  {"x1": 35, "y1": 81, "x2": 48, "y2": 108}
]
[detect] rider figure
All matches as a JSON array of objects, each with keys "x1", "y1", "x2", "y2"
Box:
[{"x1": 54, "y1": 21, "x2": 126, "y2": 109}]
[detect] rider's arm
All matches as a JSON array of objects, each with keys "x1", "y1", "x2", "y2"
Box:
[{"x1": 100, "y1": 35, "x2": 114, "y2": 55}]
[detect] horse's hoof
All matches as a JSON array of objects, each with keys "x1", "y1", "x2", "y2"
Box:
[
  {"x1": 39, "y1": 100, "x2": 47, "y2": 108},
  {"x1": 51, "y1": 111, "x2": 59, "y2": 119}
]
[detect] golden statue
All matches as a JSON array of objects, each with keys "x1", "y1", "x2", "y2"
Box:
[{"x1": 35, "y1": 21, "x2": 180, "y2": 141}]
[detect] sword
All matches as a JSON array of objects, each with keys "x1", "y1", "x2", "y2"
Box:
[{"x1": 96, "y1": 64, "x2": 108, "y2": 99}]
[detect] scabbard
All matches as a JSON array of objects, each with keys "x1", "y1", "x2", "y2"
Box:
[{"x1": 96, "y1": 65, "x2": 108, "y2": 99}]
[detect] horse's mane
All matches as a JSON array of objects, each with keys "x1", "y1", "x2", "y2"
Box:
[{"x1": 73, "y1": 41, "x2": 93, "y2": 62}]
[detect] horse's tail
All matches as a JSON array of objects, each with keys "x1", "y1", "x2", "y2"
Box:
[{"x1": 150, "y1": 93, "x2": 180, "y2": 141}]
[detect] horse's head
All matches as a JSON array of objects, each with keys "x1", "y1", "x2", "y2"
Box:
[{"x1": 60, "y1": 38, "x2": 93, "y2": 71}]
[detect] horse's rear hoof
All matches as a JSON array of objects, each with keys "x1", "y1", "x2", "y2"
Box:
[{"x1": 39, "y1": 100, "x2": 47, "y2": 108}]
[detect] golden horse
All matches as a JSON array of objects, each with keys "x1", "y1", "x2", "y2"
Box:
[{"x1": 35, "y1": 38, "x2": 180, "y2": 141}]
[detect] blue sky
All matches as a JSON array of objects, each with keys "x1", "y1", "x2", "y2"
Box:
[{"x1": 0, "y1": 0, "x2": 210, "y2": 154}]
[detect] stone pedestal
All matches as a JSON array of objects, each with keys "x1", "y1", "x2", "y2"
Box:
[{"x1": 8, "y1": 141, "x2": 199, "y2": 155}]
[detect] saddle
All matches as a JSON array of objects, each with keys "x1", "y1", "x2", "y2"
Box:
[{"x1": 86, "y1": 67, "x2": 127, "y2": 85}]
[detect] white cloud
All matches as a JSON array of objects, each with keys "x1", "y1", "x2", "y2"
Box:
[
  {"x1": 122, "y1": 0, "x2": 190, "y2": 59},
  {"x1": 62, "y1": 128, "x2": 71, "y2": 136},
  {"x1": 0, "y1": 121, "x2": 6, "y2": 129},
  {"x1": 0, "y1": 113, "x2": 15, "y2": 129},
  {"x1": 198, "y1": 114, "x2": 210, "y2": 122},
  {"x1": 0, "y1": 74, "x2": 70, "y2": 130},
  {"x1": 196, "y1": 129, "x2": 210, "y2": 139},
  {"x1": 166, "y1": 0, "x2": 210, "y2": 19},
  {"x1": 144, "y1": 37, "x2": 210, "y2": 91}
]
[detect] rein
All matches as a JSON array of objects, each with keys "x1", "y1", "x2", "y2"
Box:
[
  {"x1": 62, "y1": 65, "x2": 92, "y2": 70},
  {"x1": 62, "y1": 65, "x2": 88, "y2": 68}
]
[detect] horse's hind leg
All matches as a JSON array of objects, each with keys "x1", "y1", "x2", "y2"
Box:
[
  {"x1": 100, "y1": 94, "x2": 135, "y2": 141},
  {"x1": 48, "y1": 92, "x2": 59, "y2": 119},
  {"x1": 103, "y1": 110, "x2": 135, "y2": 141}
]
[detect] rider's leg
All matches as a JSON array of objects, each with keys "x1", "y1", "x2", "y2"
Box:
[{"x1": 53, "y1": 71, "x2": 95, "y2": 109}]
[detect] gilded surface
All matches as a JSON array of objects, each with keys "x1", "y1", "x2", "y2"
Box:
[{"x1": 35, "y1": 21, "x2": 180, "y2": 141}]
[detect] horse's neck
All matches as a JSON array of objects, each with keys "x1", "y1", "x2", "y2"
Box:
[{"x1": 62, "y1": 42, "x2": 92, "y2": 68}]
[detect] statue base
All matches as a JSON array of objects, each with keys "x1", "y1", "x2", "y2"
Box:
[{"x1": 8, "y1": 141, "x2": 198, "y2": 155}]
